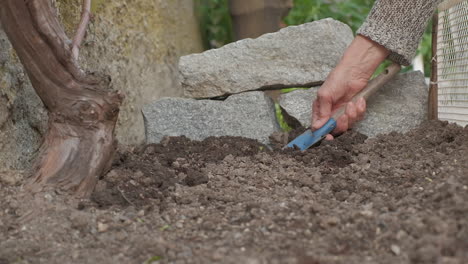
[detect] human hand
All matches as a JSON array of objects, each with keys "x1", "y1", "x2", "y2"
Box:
[
  {"x1": 312, "y1": 66, "x2": 368, "y2": 140},
  {"x1": 311, "y1": 35, "x2": 389, "y2": 139}
]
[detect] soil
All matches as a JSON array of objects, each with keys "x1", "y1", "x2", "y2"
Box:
[{"x1": 1, "y1": 120, "x2": 468, "y2": 264}]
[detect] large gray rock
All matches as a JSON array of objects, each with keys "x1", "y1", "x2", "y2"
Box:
[
  {"x1": 142, "y1": 92, "x2": 280, "y2": 145},
  {"x1": 279, "y1": 71, "x2": 428, "y2": 137},
  {"x1": 179, "y1": 18, "x2": 354, "y2": 98},
  {"x1": 279, "y1": 88, "x2": 317, "y2": 128}
]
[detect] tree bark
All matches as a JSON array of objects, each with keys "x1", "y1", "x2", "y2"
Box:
[{"x1": 0, "y1": 0, "x2": 123, "y2": 197}]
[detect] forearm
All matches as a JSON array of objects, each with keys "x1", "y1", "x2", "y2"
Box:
[
  {"x1": 358, "y1": 0, "x2": 443, "y2": 66},
  {"x1": 337, "y1": 35, "x2": 390, "y2": 81}
]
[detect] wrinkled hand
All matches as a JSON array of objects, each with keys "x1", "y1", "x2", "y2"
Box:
[
  {"x1": 312, "y1": 66, "x2": 368, "y2": 140},
  {"x1": 311, "y1": 35, "x2": 390, "y2": 140}
]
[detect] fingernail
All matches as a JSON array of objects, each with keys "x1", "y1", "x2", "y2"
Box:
[{"x1": 313, "y1": 120, "x2": 323, "y2": 129}]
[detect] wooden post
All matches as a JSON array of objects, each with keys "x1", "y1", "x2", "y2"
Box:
[
  {"x1": 228, "y1": 0, "x2": 293, "y2": 40},
  {"x1": 428, "y1": 12, "x2": 439, "y2": 120}
]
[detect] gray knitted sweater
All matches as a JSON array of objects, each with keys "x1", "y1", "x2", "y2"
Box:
[{"x1": 358, "y1": 0, "x2": 443, "y2": 66}]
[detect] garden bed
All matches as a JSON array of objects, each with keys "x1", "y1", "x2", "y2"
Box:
[{"x1": 1, "y1": 120, "x2": 467, "y2": 264}]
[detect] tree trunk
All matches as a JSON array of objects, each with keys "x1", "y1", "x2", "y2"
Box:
[{"x1": 0, "y1": 0, "x2": 123, "y2": 197}]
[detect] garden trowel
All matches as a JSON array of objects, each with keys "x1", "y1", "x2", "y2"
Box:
[{"x1": 285, "y1": 63, "x2": 402, "y2": 151}]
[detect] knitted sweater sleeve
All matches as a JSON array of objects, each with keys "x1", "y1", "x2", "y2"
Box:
[{"x1": 357, "y1": 0, "x2": 443, "y2": 66}]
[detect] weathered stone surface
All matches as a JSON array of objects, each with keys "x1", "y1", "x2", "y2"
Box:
[
  {"x1": 180, "y1": 18, "x2": 354, "y2": 98},
  {"x1": 279, "y1": 71, "x2": 428, "y2": 137},
  {"x1": 55, "y1": 0, "x2": 203, "y2": 145},
  {"x1": 279, "y1": 88, "x2": 317, "y2": 128},
  {"x1": 0, "y1": 27, "x2": 47, "y2": 170},
  {"x1": 142, "y1": 92, "x2": 280, "y2": 145}
]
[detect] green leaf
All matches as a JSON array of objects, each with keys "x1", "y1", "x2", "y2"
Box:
[
  {"x1": 143, "y1": 256, "x2": 162, "y2": 264},
  {"x1": 275, "y1": 103, "x2": 293, "y2": 132},
  {"x1": 160, "y1": 224, "x2": 171, "y2": 231}
]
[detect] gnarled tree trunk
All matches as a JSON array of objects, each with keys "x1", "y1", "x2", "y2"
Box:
[{"x1": 0, "y1": 0, "x2": 123, "y2": 197}]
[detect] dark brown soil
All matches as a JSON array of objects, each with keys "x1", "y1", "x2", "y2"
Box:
[{"x1": 1, "y1": 120, "x2": 467, "y2": 264}]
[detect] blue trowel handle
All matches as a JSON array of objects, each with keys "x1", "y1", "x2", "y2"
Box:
[
  {"x1": 313, "y1": 118, "x2": 337, "y2": 139},
  {"x1": 285, "y1": 118, "x2": 337, "y2": 150}
]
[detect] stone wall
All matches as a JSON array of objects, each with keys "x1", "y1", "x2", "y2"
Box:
[{"x1": 0, "y1": 0, "x2": 203, "y2": 169}]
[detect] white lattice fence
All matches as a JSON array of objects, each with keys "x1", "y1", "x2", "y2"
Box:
[{"x1": 437, "y1": 0, "x2": 468, "y2": 126}]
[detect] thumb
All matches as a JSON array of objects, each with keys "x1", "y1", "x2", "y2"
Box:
[{"x1": 312, "y1": 92, "x2": 332, "y2": 130}]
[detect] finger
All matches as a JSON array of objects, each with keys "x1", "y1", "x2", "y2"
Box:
[
  {"x1": 312, "y1": 90, "x2": 333, "y2": 130},
  {"x1": 312, "y1": 98, "x2": 320, "y2": 128},
  {"x1": 333, "y1": 114, "x2": 349, "y2": 135},
  {"x1": 324, "y1": 134, "x2": 334, "y2": 141},
  {"x1": 345, "y1": 102, "x2": 358, "y2": 129},
  {"x1": 356, "y1": 97, "x2": 367, "y2": 121}
]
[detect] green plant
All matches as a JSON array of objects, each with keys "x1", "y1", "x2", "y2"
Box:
[
  {"x1": 143, "y1": 256, "x2": 162, "y2": 264},
  {"x1": 275, "y1": 103, "x2": 293, "y2": 131},
  {"x1": 285, "y1": 0, "x2": 374, "y2": 32},
  {"x1": 419, "y1": 22, "x2": 433, "y2": 75},
  {"x1": 195, "y1": 0, "x2": 233, "y2": 49}
]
